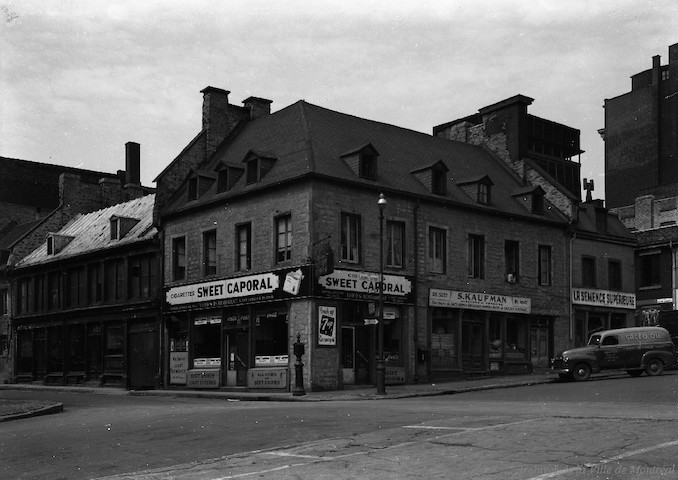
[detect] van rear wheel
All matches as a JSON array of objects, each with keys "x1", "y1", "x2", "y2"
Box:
[
  {"x1": 645, "y1": 359, "x2": 664, "y2": 376},
  {"x1": 572, "y1": 363, "x2": 591, "y2": 381}
]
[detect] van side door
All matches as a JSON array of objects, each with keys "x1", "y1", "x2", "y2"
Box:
[{"x1": 599, "y1": 334, "x2": 622, "y2": 368}]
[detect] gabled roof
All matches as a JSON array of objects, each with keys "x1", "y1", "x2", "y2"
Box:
[
  {"x1": 161, "y1": 101, "x2": 567, "y2": 223},
  {"x1": 16, "y1": 194, "x2": 157, "y2": 268}
]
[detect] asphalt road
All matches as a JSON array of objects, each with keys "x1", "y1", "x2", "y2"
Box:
[{"x1": 2, "y1": 371, "x2": 678, "y2": 479}]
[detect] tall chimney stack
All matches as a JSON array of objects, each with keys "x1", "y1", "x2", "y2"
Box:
[
  {"x1": 125, "y1": 141, "x2": 141, "y2": 185},
  {"x1": 201, "y1": 86, "x2": 230, "y2": 158}
]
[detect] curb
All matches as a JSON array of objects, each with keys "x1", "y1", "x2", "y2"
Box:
[{"x1": 0, "y1": 402, "x2": 64, "y2": 423}]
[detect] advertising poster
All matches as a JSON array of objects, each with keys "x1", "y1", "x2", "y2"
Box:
[{"x1": 318, "y1": 306, "x2": 337, "y2": 346}]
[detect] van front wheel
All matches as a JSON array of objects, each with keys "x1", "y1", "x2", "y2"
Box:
[
  {"x1": 572, "y1": 363, "x2": 591, "y2": 381},
  {"x1": 645, "y1": 359, "x2": 664, "y2": 376}
]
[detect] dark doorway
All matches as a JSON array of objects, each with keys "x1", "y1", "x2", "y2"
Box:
[{"x1": 128, "y1": 322, "x2": 158, "y2": 389}]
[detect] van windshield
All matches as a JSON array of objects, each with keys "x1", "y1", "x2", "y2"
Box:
[{"x1": 588, "y1": 334, "x2": 602, "y2": 346}]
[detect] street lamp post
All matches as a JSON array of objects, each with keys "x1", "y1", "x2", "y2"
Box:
[{"x1": 376, "y1": 193, "x2": 387, "y2": 394}]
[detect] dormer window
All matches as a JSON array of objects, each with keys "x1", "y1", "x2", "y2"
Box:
[
  {"x1": 411, "y1": 160, "x2": 448, "y2": 195},
  {"x1": 243, "y1": 151, "x2": 277, "y2": 185},
  {"x1": 187, "y1": 177, "x2": 198, "y2": 201},
  {"x1": 457, "y1": 175, "x2": 493, "y2": 205},
  {"x1": 110, "y1": 216, "x2": 140, "y2": 240},
  {"x1": 186, "y1": 172, "x2": 216, "y2": 201},
  {"x1": 512, "y1": 185, "x2": 546, "y2": 214},
  {"x1": 341, "y1": 144, "x2": 380, "y2": 181},
  {"x1": 46, "y1": 233, "x2": 74, "y2": 255},
  {"x1": 216, "y1": 165, "x2": 244, "y2": 193}
]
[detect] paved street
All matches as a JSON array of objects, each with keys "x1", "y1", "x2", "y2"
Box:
[{"x1": 2, "y1": 371, "x2": 678, "y2": 479}]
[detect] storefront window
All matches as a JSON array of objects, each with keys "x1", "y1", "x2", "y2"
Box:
[
  {"x1": 17, "y1": 330, "x2": 33, "y2": 374},
  {"x1": 431, "y1": 308, "x2": 458, "y2": 369},
  {"x1": 255, "y1": 314, "x2": 288, "y2": 358},
  {"x1": 505, "y1": 317, "x2": 528, "y2": 360},
  {"x1": 193, "y1": 316, "x2": 221, "y2": 367},
  {"x1": 489, "y1": 316, "x2": 503, "y2": 359},
  {"x1": 67, "y1": 324, "x2": 85, "y2": 371},
  {"x1": 88, "y1": 324, "x2": 102, "y2": 376},
  {"x1": 382, "y1": 307, "x2": 401, "y2": 364},
  {"x1": 47, "y1": 326, "x2": 64, "y2": 372}
]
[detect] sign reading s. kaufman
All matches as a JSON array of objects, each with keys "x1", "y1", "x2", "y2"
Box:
[
  {"x1": 166, "y1": 266, "x2": 310, "y2": 308},
  {"x1": 429, "y1": 288, "x2": 531, "y2": 314},
  {"x1": 571, "y1": 288, "x2": 636, "y2": 309},
  {"x1": 318, "y1": 269, "x2": 414, "y2": 303}
]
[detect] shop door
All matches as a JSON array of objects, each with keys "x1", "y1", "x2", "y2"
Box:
[
  {"x1": 129, "y1": 323, "x2": 158, "y2": 390},
  {"x1": 341, "y1": 326, "x2": 372, "y2": 385},
  {"x1": 229, "y1": 331, "x2": 249, "y2": 387},
  {"x1": 530, "y1": 326, "x2": 549, "y2": 368},
  {"x1": 461, "y1": 321, "x2": 484, "y2": 373}
]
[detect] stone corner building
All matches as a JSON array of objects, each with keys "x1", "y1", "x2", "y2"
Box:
[{"x1": 154, "y1": 88, "x2": 592, "y2": 392}]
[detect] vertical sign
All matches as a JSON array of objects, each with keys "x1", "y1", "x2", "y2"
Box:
[
  {"x1": 170, "y1": 352, "x2": 188, "y2": 385},
  {"x1": 318, "y1": 306, "x2": 337, "y2": 346}
]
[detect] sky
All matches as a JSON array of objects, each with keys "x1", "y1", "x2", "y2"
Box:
[{"x1": 1, "y1": 1, "x2": 677, "y2": 201}]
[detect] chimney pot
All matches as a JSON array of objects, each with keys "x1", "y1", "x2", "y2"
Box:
[
  {"x1": 125, "y1": 141, "x2": 141, "y2": 185},
  {"x1": 243, "y1": 96, "x2": 272, "y2": 120}
]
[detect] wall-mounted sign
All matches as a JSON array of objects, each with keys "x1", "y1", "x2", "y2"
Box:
[
  {"x1": 571, "y1": 288, "x2": 636, "y2": 310},
  {"x1": 318, "y1": 270, "x2": 414, "y2": 303},
  {"x1": 429, "y1": 288, "x2": 531, "y2": 314},
  {"x1": 166, "y1": 266, "x2": 311, "y2": 310},
  {"x1": 385, "y1": 367, "x2": 406, "y2": 385},
  {"x1": 318, "y1": 306, "x2": 337, "y2": 346}
]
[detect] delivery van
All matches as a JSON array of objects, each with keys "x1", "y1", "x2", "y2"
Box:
[{"x1": 551, "y1": 326, "x2": 676, "y2": 381}]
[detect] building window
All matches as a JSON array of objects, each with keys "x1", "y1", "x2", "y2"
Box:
[
  {"x1": 478, "y1": 183, "x2": 490, "y2": 205},
  {"x1": 360, "y1": 153, "x2": 377, "y2": 180},
  {"x1": 203, "y1": 230, "x2": 217, "y2": 276},
  {"x1": 538, "y1": 245, "x2": 552, "y2": 286},
  {"x1": 172, "y1": 237, "x2": 186, "y2": 281},
  {"x1": 468, "y1": 234, "x2": 485, "y2": 279},
  {"x1": 639, "y1": 252, "x2": 660, "y2": 287},
  {"x1": 18, "y1": 278, "x2": 32, "y2": 314},
  {"x1": 276, "y1": 215, "x2": 292, "y2": 263},
  {"x1": 187, "y1": 177, "x2": 198, "y2": 201},
  {"x1": 47, "y1": 236, "x2": 54, "y2": 255},
  {"x1": 432, "y1": 169, "x2": 447, "y2": 195},
  {"x1": 340, "y1": 213, "x2": 361, "y2": 263},
  {"x1": 582, "y1": 256, "x2": 597, "y2": 288},
  {"x1": 48, "y1": 272, "x2": 61, "y2": 310},
  {"x1": 217, "y1": 169, "x2": 229, "y2": 193},
  {"x1": 66, "y1": 267, "x2": 86, "y2": 308},
  {"x1": 88, "y1": 263, "x2": 103, "y2": 304},
  {"x1": 428, "y1": 226, "x2": 446, "y2": 273},
  {"x1": 386, "y1": 221, "x2": 405, "y2": 268},
  {"x1": 236, "y1": 223, "x2": 252, "y2": 271},
  {"x1": 130, "y1": 254, "x2": 158, "y2": 299},
  {"x1": 110, "y1": 218, "x2": 119, "y2": 240},
  {"x1": 246, "y1": 159, "x2": 259, "y2": 184},
  {"x1": 0, "y1": 288, "x2": 7, "y2": 314},
  {"x1": 504, "y1": 240, "x2": 519, "y2": 282},
  {"x1": 104, "y1": 259, "x2": 125, "y2": 302},
  {"x1": 608, "y1": 259, "x2": 622, "y2": 291}
]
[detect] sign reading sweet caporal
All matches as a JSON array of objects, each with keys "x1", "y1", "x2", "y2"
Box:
[
  {"x1": 318, "y1": 269, "x2": 415, "y2": 303},
  {"x1": 429, "y1": 288, "x2": 531, "y2": 314},
  {"x1": 166, "y1": 266, "x2": 311, "y2": 308}
]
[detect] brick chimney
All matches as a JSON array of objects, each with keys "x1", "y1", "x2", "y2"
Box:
[
  {"x1": 125, "y1": 141, "x2": 141, "y2": 185},
  {"x1": 201, "y1": 86, "x2": 231, "y2": 158},
  {"x1": 243, "y1": 96, "x2": 272, "y2": 120}
]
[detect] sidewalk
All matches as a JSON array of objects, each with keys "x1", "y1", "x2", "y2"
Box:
[{"x1": 0, "y1": 370, "x2": 558, "y2": 421}]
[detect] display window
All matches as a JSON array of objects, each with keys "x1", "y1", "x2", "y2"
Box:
[
  {"x1": 505, "y1": 316, "x2": 528, "y2": 360},
  {"x1": 430, "y1": 307, "x2": 458, "y2": 370},
  {"x1": 255, "y1": 313, "x2": 288, "y2": 366},
  {"x1": 193, "y1": 315, "x2": 221, "y2": 367}
]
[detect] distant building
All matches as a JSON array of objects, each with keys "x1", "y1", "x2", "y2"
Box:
[
  {"x1": 0, "y1": 145, "x2": 154, "y2": 383},
  {"x1": 602, "y1": 43, "x2": 678, "y2": 209},
  {"x1": 10, "y1": 194, "x2": 160, "y2": 388}
]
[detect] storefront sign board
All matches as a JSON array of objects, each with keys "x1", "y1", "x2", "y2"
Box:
[
  {"x1": 169, "y1": 352, "x2": 188, "y2": 385},
  {"x1": 186, "y1": 369, "x2": 220, "y2": 388},
  {"x1": 248, "y1": 367, "x2": 288, "y2": 390},
  {"x1": 571, "y1": 288, "x2": 636, "y2": 309},
  {"x1": 318, "y1": 270, "x2": 414, "y2": 303},
  {"x1": 429, "y1": 289, "x2": 531, "y2": 314},
  {"x1": 166, "y1": 266, "x2": 311, "y2": 309},
  {"x1": 385, "y1": 367, "x2": 405, "y2": 385}
]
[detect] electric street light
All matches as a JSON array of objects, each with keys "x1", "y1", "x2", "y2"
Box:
[{"x1": 376, "y1": 192, "x2": 387, "y2": 394}]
